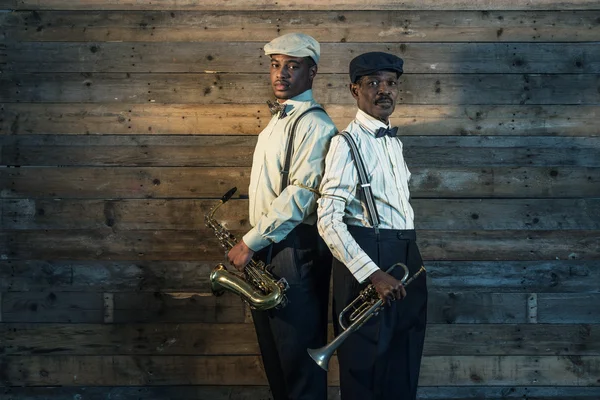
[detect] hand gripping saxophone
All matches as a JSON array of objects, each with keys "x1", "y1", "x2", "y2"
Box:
[{"x1": 205, "y1": 187, "x2": 289, "y2": 310}]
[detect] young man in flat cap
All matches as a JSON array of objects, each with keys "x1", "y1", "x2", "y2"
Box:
[
  {"x1": 317, "y1": 51, "x2": 428, "y2": 399},
  {"x1": 227, "y1": 33, "x2": 336, "y2": 400}
]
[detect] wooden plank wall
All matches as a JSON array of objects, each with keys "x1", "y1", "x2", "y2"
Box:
[{"x1": 1, "y1": 0, "x2": 599, "y2": 399}]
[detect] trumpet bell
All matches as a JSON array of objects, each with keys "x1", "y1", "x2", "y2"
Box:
[
  {"x1": 307, "y1": 346, "x2": 332, "y2": 372},
  {"x1": 307, "y1": 265, "x2": 427, "y2": 370}
]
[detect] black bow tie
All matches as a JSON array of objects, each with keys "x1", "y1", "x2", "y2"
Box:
[
  {"x1": 375, "y1": 126, "x2": 398, "y2": 138},
  {"x1": 267, "y1": 100, "x2": 287, "y2": 117}
]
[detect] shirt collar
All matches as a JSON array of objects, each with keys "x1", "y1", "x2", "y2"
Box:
[
  {"x1": 355, "y1": 109, "x2": 391, "y2": 138},
  {"x1": 279, "y1": 89, "x2": 314, "y2": 116}
]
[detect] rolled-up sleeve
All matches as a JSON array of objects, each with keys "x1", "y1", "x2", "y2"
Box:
[
  {"x1": 243, "y1": 115, "x2": 336, "y2": 251},
  {"x1": 317, "y1": 135, "x2": 380, "y2": 283}
]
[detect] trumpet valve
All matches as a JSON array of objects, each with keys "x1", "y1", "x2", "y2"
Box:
[{"x1": 360, "y1": 285, "x2": 377, "y2": 299}]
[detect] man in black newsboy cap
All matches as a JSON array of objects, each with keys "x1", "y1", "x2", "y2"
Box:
[
  {"x1": 317, "y1": 51, "x2": 428, "y2": 400},
  {"x1": 349, "y1": 51, "x2": 404, "y2": 82}
]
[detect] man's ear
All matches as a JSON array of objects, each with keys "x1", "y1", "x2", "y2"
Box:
[
  {"x1": 309, "y1": 64, "x2": 318, "y2": 80},
  {"x1": 349, "y1": 82, "x2": 359, "y2": 100}
]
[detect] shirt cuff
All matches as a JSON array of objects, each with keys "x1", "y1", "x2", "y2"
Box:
[
  {"x1": 242, "y1": 228, "x2": 272, "y2": 252},
  {"x1": 346, "y1": 253, "x2": 380, "y2": 283}
]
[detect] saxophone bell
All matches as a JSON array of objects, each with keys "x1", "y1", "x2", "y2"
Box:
[
  {"x1": 209, "y1": 264, "x2": 227, "y2": 297},
  {"x1": 205, "y1": 188, "x2": 289, "y2": 311}
]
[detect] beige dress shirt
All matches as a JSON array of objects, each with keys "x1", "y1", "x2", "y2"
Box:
[
  {"x1": 243, "y1": 89, "x2": 337, "y2": 252},
  {"x1": 317, "y1": 109, "x2": 414, "y2": 283}
]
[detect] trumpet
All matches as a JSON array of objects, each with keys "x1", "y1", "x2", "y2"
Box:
[
  {"x1": 205, "y1": 187, "x2": 289, "y2": 310},
  {"x1": 307, "y1": 263, "x2": 426, "y2": 371}
]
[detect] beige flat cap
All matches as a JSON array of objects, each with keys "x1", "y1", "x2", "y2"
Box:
[{"x1": 264, "y1": 33, "x2": 320, "y2": 64}]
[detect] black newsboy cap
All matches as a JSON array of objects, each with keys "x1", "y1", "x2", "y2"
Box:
[{"x1": 349, "y1": 51, "x2": 404, "y2": 83}]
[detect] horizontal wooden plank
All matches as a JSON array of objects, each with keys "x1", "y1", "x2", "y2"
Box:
[
  {"x1": 0, "y1": 166, "x2": 251, "y2": 199},
  {"x1": 3, "y1": 198, "x2": 600, "y2": 231},
  {"x1": 2, "y1": 290, "x2": 599, "y2": 324},
  {"x1": 427, "y1": 291, "x2": 529, "y2": 324},
  {"x1": 428, "y1": 292, "x2": 600, "y2": 324},
  {"x1": 2, "y1": 355, "x2": 600, "y2": 386},
  {"x1": 1, "y1": 229, "x2": 598, "y2": 261},
  {"x1": 421, "y1": 356, "x2": 600, "y2": 387},
  {"x1": 0, "y1": 386, "x2": 285, "y2": 400},
  {"x1": 1, "y1": 385, "x2": 600, "y2": 400},
  {"x1": 425, "y1": 260, "x2": 600, "y2": 293},
  {"x1": 5, "y1": 42, "x2": 600, "y2": 74},
  {"x1": 0, "y1": 135, "x2": 258, "y2": 167},
  {"x1": 3, "y1": 10, "x2": 600, "y2": 42},
  {"x1": 538, "y1": 294, "x2": 600, "y2": 323},
  {"x1": 5, "y1": 0, "x2": 600, "y2": 11},
  {"x1": 416, "y1": 198, "x2": 600, "y2": 230},
  {"x1": 1, "y1": 260, "x2": 598, "y2": 293},
  {"x1": 3, "y1": 104, "x2": 599, "y2": 136},
  {"x1": 3, "y1": 135, "x2": 599, "y2": 167},
  {"x1": 0, "y1": 260, "x2": 216, "y2": 292},
  {"x1": 418, "y1": 230, "x2": 600, "y2": 262},
  {"x1": 0, "y1": 322, "x2": 265, "y2": 356},
  {"x1": 0, "y1": 292, "x2": 104, "y2": 323},
  {"x1": 2, "y1": 323, "x2": 599, "y2": 356},
  {"x1": 2, "y1": 73, "x2": 599, "y2": 105},
  {"x1": 1, "y1": 291, "x2": 247, "y2": 323},
  {"x1": 0, "y1": 103, "x2": 276, "y2": 136},
  {"x1": 2, "y1": 167, "x2": 598, "y2": 199},
  {"x1": 416, "y1": 386, "x2": 600, "y2": 399},
  {"x1": 0, "y1": 355, "x2": 269, "y2": 386}
]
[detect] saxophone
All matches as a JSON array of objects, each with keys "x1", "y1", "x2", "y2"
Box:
[{"x1": 205, "y1": 187, "x2": 289, "y2": 310}]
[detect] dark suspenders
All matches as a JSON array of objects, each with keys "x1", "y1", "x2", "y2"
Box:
[
  {"x1": 280, "y1": 106, "x2": 326, "y2": 192},
  {"x1": 263, "y1": 106, "x2": 325, "y2": 264},
  {"x1": 337, "y1": 131, "x2": 381, "y2": 235}
]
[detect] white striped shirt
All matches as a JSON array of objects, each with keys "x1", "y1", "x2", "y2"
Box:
[{"x1": 317, "y1": 109, "x2": 414, "y2": 283}]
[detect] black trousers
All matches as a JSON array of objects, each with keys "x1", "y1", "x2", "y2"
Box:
[
  {"x1": 251, "y1": 223, "x2": 332, "y2": 400},
  {"x1": 332, "y1": 226, "x2": 428, "y2": 400}
]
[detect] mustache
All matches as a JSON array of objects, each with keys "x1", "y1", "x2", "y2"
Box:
[
  {"x1": 274, "y1": 80, "x2": 289, "y2": 85},
  {"x1": 375, "y1": 95, "x2": 393, "y2": 104}
]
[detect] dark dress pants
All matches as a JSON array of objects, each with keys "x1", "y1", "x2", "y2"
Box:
[
  {"x1": 332, "y1": 227, "x2": 428, "y2": 400},
  {"x1": 251, "y1": 223, "x2": 332, "y2": 400}
]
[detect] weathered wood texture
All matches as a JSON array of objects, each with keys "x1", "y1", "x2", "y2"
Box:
[
  {"x1": 1, "y1": 1, "x2": 599, "y2": 399},
  {"x1": 1, "y1": 386, "x2": 600, "y2": 400},
  {"x1": 1, "y1": 229, "x2": 599, "y2": 261},
  {"x1": 4, "y1": 42, "x2": 600, "y2": 73},
  {"x1": 3, "y1": 0, "x2": 600, "y2": 10},
  {"x1": 2, "y1": 10, "x2": 600, "y2": 42},
  {"x1": 2, "y1": 135, "x2": 600, "y2": 166},
  {"x1": 2, "y1": 323, "x2": 599, "y2": 356},
  {"x1": 2, "y1": 103, "x2": 600, "y2": 136},
  {"x1": 2, "y1": 166, "x2": 599, "y2": 198},
  {"x1": 2, "y1": 354, "x2": 600, "y2": 386},
  {"x1": 3, "y1": 198, "x2": 600, "y2": 230},
  {"x1": 3, "y1": 73, "x2": 600, "y2": 104},
  {"x1": 1, "y1": 290, "x2": 600, "y2": 323},
  {"x1": 2, "y1": 260, "x2": 598, "y2": 293}
]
